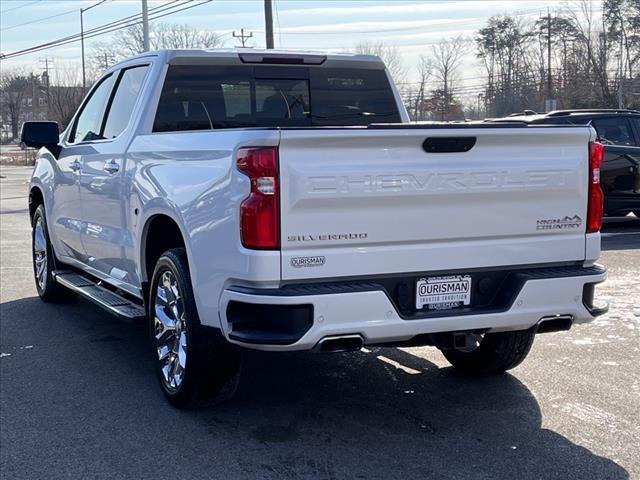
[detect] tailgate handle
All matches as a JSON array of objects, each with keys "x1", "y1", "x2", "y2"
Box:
[{"x1": 423, "y1": 137, "x2": 476, "y2": 153}]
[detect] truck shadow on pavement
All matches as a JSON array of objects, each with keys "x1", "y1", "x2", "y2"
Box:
[{"x1": 0, "y1": 296, "x2": 630, "y2": 480}]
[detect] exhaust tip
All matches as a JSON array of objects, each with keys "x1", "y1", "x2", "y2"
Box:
[
  {"x1": 316, "y1": 335, "x2": 364, "y2": 353},
  {"x1": 537, "y1": 315, "x2": 573, "y2": 334}
]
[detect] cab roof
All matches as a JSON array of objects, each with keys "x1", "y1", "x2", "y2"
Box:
[{"x1": 112, "y1": 48, "x2": 385, "y2": 70}]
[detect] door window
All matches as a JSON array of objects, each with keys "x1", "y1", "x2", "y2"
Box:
[
  {"x1": 628, "y1": 117, "x2": 640, "y2": 146},
  {"x1": 592, "y1": 117, "x2": 636, "y2": 146},
  {"x1": 103, "y1": 65, "x2": 149, "y2": 139},
  {"x1": 69, "y1": 74, "x2": 115, "y2": 143}
]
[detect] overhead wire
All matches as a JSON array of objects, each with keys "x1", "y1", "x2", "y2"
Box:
[
  {"x1": 1, "y1": 0, "x2": 212, "y2": 59},
  {"x1": 249, "y1": 7, "x2": 552, "y2": 36},
  {"x1": 1, "y1": 0, "x2": 110, "y2": 32},
  {"x1": 0, "y1": 0, "x2": 42, "y2": 15},
  {"x1": 1, "y1": 9, "x2": 79, "y2": 32}
]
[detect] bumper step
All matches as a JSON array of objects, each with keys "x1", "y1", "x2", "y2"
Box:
[{"x1": 52, "y1": 270, "x2": 146, "y2": 321}]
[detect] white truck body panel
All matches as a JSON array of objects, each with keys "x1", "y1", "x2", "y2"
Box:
[{"x1": 279, "y1": 127, "x2": 596, "y2": 281}]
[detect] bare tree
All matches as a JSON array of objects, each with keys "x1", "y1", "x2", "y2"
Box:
[
  {"x1": 0, "y1": 70, "x2": 35, "y2": 139},
  {"x1": 153, "y1": 23, "x2": 225, "y2": 50},
  {"x1": 354, "y1": 41, "x2": 406, "y2": 84},
  {"x1": 431, "y1": 37, "x2": 465, "y2": 120},
  {"x1": 48, "y1": 66, "x2": 86, "y2": 129},
  {"x1": 562, "y1": 0, "x2": 617, "y2": 107},
  {"x1": 88, "y1": 43, "x2": 120, "y2": 77},
  {"x1": 477, "y1": 16, "x2": 539, "y2": 116},
  {"x1": 411, "y1": 55, "x2": 434, "y2": 120},
  {"x1": 90, "y1": 22, "x2": 225, "y2": 75},
  {"x1": 603, "y1": 0, "x2": 640, "y2": 106}
]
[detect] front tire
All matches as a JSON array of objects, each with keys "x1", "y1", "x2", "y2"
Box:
[
  {"x1": 31, "y1": 205, "x2": 76, "y2": 302},
  {"x1": 149, "y1": 248, "x2": 242, "y2": 408},
  {"x1": 440, "y1": 330, "x2": 535, "y2": 374}
]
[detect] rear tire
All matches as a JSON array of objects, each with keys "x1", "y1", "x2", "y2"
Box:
[
  {"x1": 31, "y1": 205, "x2": 76, "y2": 303},
  {"x1": 149, "y1": 248, "x2": 242, "y2": 408},
  {"x1": 440, "y1": 330, "x2": 535, "y2": 374}
]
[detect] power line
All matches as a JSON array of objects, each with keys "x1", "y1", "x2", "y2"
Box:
[
  {"x1": 1, "y1": 8, "x2": 77, "y2": 32},
  {"x1": 254, "y1": 8, "x2": 551, "y2": 36},
  {"x1": 0, "y1": 0, "x2": 41, "y2": 15},
  {"x1": 3, "y1": 1, "x2": 183, "y2": 59},
  {"x1": 1, "y1": 0, "x2": 211, "y2": 60},
  {"x1": 1, "y1": 0, "x2": 109, "y2": 33},
  {"x1": 80, "y1": 0, "x2": 212, "y2": 42}
]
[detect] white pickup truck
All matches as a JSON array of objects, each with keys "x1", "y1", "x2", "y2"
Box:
[{"x1": 23, "y1": 49, "x2": 607, "y2": 407}]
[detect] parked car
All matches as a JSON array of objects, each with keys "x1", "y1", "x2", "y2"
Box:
[
  {"x1": 23, "y1": 49, "x2": 607, "y2": 407},
  {"x1": 491, "y1": 109, "x2": 640, "y2": 218}
]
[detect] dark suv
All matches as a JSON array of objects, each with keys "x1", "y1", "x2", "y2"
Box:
[{"x1": 492, "y1": 109, "x2": 640, "y2": 218}]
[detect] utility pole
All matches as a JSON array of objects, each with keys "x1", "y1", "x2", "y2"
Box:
[
  {"x1": 39, "y1": 56, "x2": 53, "y2": 118},
  {"x1": 39, "y1": 56, "x2": 53, "y2": 79},
  {"x1": 541, "y1": 8, "x2": 556, "y2": 112},
  {"x1": 618, "y1": 37, "x2": 625, "y2": 109},
  {"x1": 264, "y1": 0, "x2": 274, "y2": 49},
  {"x1": 547, "y1": 9, "x2": 552, "y2": 100},
  {"x1": 233, "y1": 28, "x2": 253, "y2": 48},
  {"x1": 142, "y1": 0, "x2": 150, "y2": 51},
  {"x1": 80, "y1": 1, "x2": 104, "y2": 89},
  {"x1": 619, "y1": 78, "x2": 625, "y2": 109},
  {"x1": 104, "y1": 53, "x2": 109, "y2": 70},
  {"x1": 80, "y1": 9, "x2": 86, "y2": 89}
]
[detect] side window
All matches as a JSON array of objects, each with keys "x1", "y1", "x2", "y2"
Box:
[
  {"x1": 69, "y1": 74, "x2": 115, "y2": 144},
  {"x1": 628, "y1": 117, "x2": 640, "y2": 146},
  {"x1": 102, "y1": 65, "x2": 149, "y2": 139},
  {"x1": 592, "y1": 117, "x2": 636, "y2": 146}
]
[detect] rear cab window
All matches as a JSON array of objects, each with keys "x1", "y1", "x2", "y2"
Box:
[
  {"x1": 591, "y1": 117, "x2": 637, "y2": 146},
  {"x1": 153, "y1": 65, "x2": 400, "y2": 132}
]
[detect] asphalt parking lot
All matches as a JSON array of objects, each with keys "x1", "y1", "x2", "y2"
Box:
[{"x1": 1, "y1": 165, "x2": 639, "y2": 480}]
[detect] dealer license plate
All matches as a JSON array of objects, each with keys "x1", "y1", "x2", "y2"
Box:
[{"x1": 415, "y1": 275, "x2": 472, "y2": 310}]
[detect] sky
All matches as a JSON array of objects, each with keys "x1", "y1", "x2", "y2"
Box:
[{"x1": 0, "y1": 0, "x2": 602, "y2": 95}]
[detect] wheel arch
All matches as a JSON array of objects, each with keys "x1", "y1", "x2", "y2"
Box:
[
  {"x1": 28, "y1": 186, "x2": 45, "y2": 224},
  {"x1": 140, "y1": 212, "x2": 190, "y2": 285}
]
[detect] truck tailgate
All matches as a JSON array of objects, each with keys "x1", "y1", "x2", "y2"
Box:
[{"x1": 278, "y1": 126, "x2": 594, "y2": 281}]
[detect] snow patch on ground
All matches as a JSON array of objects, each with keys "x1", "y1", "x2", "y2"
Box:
[
  {"x1": 561, "y1": 402, "x2": 616, "y2": 427},
  {"x1": 572, "y1": 337, "x2": 609, "y2": 345}
]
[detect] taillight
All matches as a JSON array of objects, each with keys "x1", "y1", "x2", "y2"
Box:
[
  {"x1": 237, "y1": 147, "x2": 280, "y2": 249},
  {"x1": 587, "y1": 141, "x2": 605, "y2": 233}
]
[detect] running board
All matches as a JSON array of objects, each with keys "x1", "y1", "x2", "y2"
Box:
[{"x1": 52, "y1": 271, "x2": 146, "y2": 321}]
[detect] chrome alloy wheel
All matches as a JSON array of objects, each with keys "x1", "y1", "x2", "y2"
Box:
[
  {"x1": 33, "y1": 217, "x2": 48, "y2": 291},
  {"x1": 154, "y1": 270, "x2": 188, "y2": 390}
]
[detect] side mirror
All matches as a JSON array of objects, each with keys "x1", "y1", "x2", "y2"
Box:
[{"x1": 20, "y1": 121, "x2": 60, "y2": 149}]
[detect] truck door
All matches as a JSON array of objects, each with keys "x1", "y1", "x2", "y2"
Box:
[
  {"x1": 52, "y1": 73, "x2": 115, "y2": 262},
  {"x1": 78, "y1": 65, "x2": 149, "y2": 289}
]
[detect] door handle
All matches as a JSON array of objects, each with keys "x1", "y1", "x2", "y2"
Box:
[
  {"x1": 103, "y1": 160, "x2": 119, "y2": 174},
  {"x1": 69, "y1": 159, "x2": 81, "y2": 172}
]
